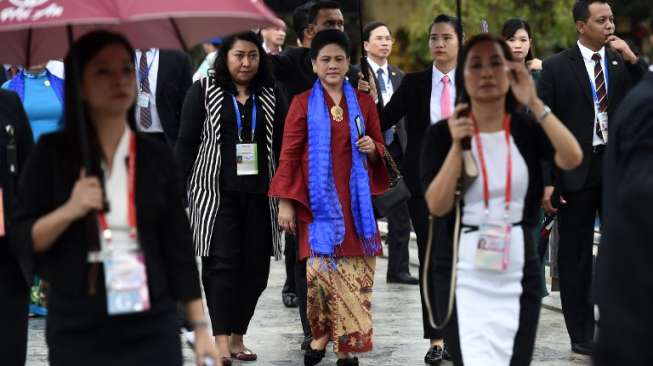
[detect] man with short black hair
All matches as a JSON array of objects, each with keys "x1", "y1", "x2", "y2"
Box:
[
  {"x1": 538, "y1": 0, "x2": 647, "y2": 356},
  {"x1": 271, "y1": 0, "x2": 347, "y2": 103},
  {"x1": 360, "y1": 21, "x2": 417, "y2": 286}
]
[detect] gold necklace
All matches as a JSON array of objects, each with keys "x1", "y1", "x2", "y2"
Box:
[{"x1": 330, "y1": 105, "x2": 344, "y2": 122}]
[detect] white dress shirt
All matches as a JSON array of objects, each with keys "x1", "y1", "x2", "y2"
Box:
[
  {"x1": 430, "y1": 66, "x2": 456, "y2": 124},
  {"x1": 135, "y1": 49, "x2": 164, "y2": 133},
  {"x1": 367, "y1": 58, "x2": 394, "y2": 107},
  {"x1": 577, "y1": 41, "x2": 607, "y2": 146}
]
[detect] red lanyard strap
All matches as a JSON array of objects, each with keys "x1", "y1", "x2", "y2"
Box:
[
  {"x1": 471, "y1": 113, "x2": 512, "y2": 215},
  {"x1": 97, "y1": 133, "x2": 137, "y2": 238}
]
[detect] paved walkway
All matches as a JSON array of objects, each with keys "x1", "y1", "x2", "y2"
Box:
[{"x1": 25, "y1": 254, "x2": 591, "y2": 365}]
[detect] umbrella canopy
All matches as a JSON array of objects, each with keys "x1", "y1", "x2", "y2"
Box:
[{"x1": 0, "y1": 0, "x2": 282, "y2": 66}]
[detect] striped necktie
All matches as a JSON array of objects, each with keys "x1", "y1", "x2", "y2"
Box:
[
  {"x1": 592, "y1": 53, "x2": 607, "y2": 143},
  {"x1": 139, "y1": 50, "x2": 153, "y2": 129}
]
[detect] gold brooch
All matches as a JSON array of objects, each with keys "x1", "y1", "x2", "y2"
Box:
[{"x1": 330, "y1": 105, "x2": 344, "y2": 122}]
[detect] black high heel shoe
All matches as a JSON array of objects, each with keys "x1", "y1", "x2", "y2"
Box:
[
  {"x1": 336, "y1": 357, "x2": 359, "y2": 366},
  {"x1": 304, "y1": 344, "x2": 326, "y2": 366}
]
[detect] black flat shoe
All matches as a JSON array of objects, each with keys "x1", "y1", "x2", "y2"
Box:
[
  {"x1": 304, "y1": 344, "x2": 326, "y2": 366},
  {"x1": 424, "y1": 345, "x2": 443, "y2": 365},
  {"x1": 387, "y1": 272, "x2": 419, "y2": 285},
  {"x1": 571, "y1": 341, "x2": 594, "y2": 356},
  {"x1": 443, "y1": 343, "x2": 452, "y2": 361},
  {"x1": 282, "y1": 292, "x2": 299, "y2": 308},
  {"x1": 336, "y1": 357, "x2": 359, "y2": 366},
  {"x1": 301, "y1": 336, "x2": 313, "y2": 351}
]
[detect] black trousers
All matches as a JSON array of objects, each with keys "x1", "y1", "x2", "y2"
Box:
[
  {"x1": 202, "y1": 191, "x2": 272, "y2": 335},
  {"x1": 0, "y1": 274, "x2": 29, "y2": 366},
  {"x1": 295, "y1": 257, "x2": 310, "y2": 337},
  {"x1": 386, "y1": 200, "x2": 412, "y2": 278},
  {"x1": 407, "y1": 196, "x2": 443, "y2": 340},
  {"x1": 286, "y1": 229, "x2": 311, "y2": 337},
  {"x1": 557, "y1": 152, "x2": 602, "y2": 344},
  {"x1": 283, "y1": 232, "x2": 297, "y2": 295}
]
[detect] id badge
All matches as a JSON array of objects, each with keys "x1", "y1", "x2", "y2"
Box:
[
  {"x1": 104, "y1": 248, "x2": 150, "y2": 315},
  {"x1": 236, "y1": 143, "x2": 258, "y2": 176},
  {"x1": 0, "y1": 188, "x2": 5, "y2": 237},
  {"x1": 137, "y1": 93, "x2": 150, "y2": 108},
  {"x1": 597, "y1": 111, "x2": 608, "y2": 143},
  {"x1": 474, "y1": 220, "x2": 511, "y2": 272}
]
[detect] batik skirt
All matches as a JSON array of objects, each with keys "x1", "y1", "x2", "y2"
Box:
[{"x1": 306, "y1": 256, "x2": 376, "y2": 353}]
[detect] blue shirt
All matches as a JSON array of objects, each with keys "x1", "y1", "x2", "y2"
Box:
[{"x1": 2, "y1": 72, "x2": 63, "y2": 141}]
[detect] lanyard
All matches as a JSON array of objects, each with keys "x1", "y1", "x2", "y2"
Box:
[
  {"x1": 97, "y1": 133, "x2": 137, "y2": 242},
  {"x1": 231, "y1": 94, "x2": 257, "y2": 142},
  {"x1": 590, "y1": 55, "x2": 609, "y2": 104},
  {"x1": 471, "y1": 113, "x2": 512, "y2": 218},
  {"x1": 136, "y1": 49, "x2": 158, "y2": 88}
]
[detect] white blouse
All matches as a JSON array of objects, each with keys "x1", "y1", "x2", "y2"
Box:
[
  {"x1": 101, "y1": 128, "x2": 132, "y2": 246},
  {"x1": 462, "y1": 132, "x2": 529, "y2": 226}
]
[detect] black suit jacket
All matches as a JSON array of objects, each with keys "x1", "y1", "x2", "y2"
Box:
[
  {"x1": 381, "y1": 67, "x2": 432, "y2": 196},
  {"x1": 155, "y1": 50, "x2": 193, "y2": 147},
  {"x1": 13, "y1": 131, "x2": 201, "y2": 303},
  {"x1": 351, "y1": 62, "x2": 408, "y2": 157},
  {"x1": 0, "y1": 68, "x2": 7, "y2": 86},
  {"x1": 0, "y1": 90, "x2": 34, "y2": 290},
  {"x1": 537, "y1": 45, "x2": 647, "y2": 192},
  {"x1": 594, "y1": 70, "x2": 653, "y2": 361}
]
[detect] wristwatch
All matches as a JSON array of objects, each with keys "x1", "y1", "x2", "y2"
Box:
[{"x1": 536, "y1": 104, "x2": 551, "y2": 124}]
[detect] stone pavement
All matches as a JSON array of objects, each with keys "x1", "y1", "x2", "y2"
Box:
[{"x1": 25, "y1": 254, "x2": 592, "y2": 366}]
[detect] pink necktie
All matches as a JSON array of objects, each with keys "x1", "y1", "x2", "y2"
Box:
[{"x1": 441, "y1": 75, "x2": 452, "y2": 119}]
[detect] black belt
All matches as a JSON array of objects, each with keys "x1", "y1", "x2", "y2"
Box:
[
  {"x1": 462, "y1": 221, "x2": 523, "y2": 233},
  {"x1": 592, "y1": 144, "x2": 606, "y2": 154}
]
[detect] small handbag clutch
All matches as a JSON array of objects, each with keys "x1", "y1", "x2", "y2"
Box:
[{"x1": 373, "y1": 150, "x2": 411, "y2": 218}]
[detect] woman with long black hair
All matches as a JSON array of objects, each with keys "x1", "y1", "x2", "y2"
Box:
[
  {"x1": 13, "y1": 30, "x2": 217, "y2": 366},
  {"x1": 421, "y1": 34, "x2": 581, "y2": 365},
  {"x1": 501, "y1": 19, "x2": 543, "y2": 82}
]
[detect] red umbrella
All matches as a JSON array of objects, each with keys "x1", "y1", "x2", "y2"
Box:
[{"x1": 0, "y1": 0, "x2": 282, "y2": 66}]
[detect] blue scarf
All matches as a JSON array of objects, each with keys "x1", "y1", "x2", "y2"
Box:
[
  {"x1": 7, "y1": 69, "x2": 64, "y2": 104},
  {"x1": 307, "y1": 80, "x2": 379, "y2": 258}
]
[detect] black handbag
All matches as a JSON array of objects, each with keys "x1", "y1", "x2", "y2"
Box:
[{"x1": 373, "y1": 150, "x2": 411, "y2": 218}]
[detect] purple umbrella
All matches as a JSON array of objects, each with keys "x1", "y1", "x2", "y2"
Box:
[
  {"x1": 0, "y1": 0, "x2": 283, "y2": 66},
  {"x1": 0, "y1": 0, "x2": 282, "y2": 170}
]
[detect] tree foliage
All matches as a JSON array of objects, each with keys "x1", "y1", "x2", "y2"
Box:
[{"x1": 391, "y1": 0, "x2": 578, "y2": 71}]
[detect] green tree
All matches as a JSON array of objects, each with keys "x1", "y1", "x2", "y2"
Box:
[{"x1": 392, "y1": 0, "x2": 577, "y2": 71}]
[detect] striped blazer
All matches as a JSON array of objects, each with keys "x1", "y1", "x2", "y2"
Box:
[{"x1": 186, "y1": 76, "x2": 282, "y2": 258}]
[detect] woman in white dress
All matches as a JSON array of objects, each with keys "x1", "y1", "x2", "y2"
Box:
[{"x1": 420, "y1": 34, "x2": 582, "y2": 365}]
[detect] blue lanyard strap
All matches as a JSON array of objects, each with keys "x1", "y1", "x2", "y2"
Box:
[
  {"x1": 590, "y1": 56, "x2": 609, "y2": 104},
  {"x1": 136, "y1": 49, "x2": 158, "y2": 87},
  {"x1": 231, "y1": 94, "x2": 257, "y2": 142}
]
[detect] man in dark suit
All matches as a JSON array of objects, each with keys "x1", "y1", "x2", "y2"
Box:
[
  {"x1": 594, "y1": 67, "x2": 653, "y2": 366},
  {"x1": 360, "y1": 21, "x2": 416, "y2": 285},
  {"x1": 537, "y1": 0, "x2": 647, "y2": 356},
  {"x1": 134, "y1": 48, "x2": 192, "y2": 147},
  {"x1": 0, "y1": 89, "x2": 34, "y2": 366},
  {"x1": 380, "y1": 14, "x2": 461, "y2": 365}
]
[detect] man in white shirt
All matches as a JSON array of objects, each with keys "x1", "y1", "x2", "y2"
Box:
[
  {"x1": 260, "y1": 23, "x2": 286, "y2": 55},
  {"x1": 537, "y1": 0, "x2": 647, "y2": 356},
  {"x1": 362, "y1": 21, "x2": 416, "y2": 287},
  {"x1": 134, "y1": 48, "x2": 192, "y2": 147}
]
